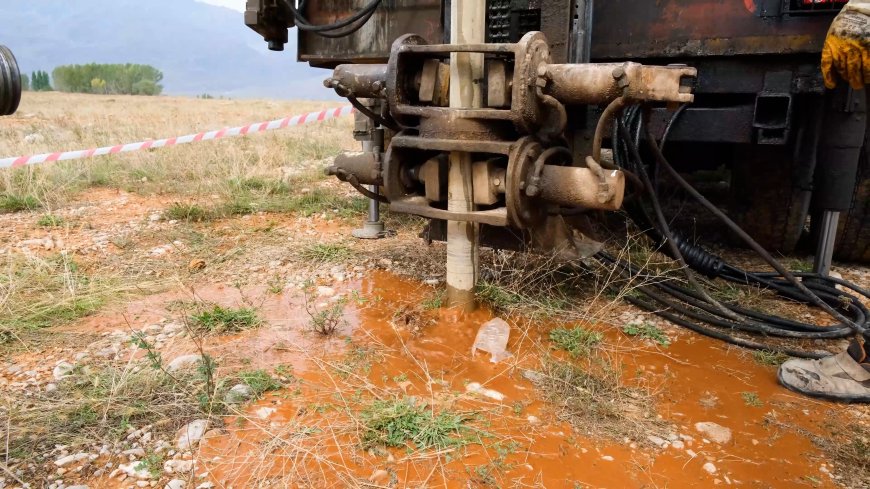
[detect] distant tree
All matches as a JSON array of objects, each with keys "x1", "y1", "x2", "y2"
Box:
[
  {"x1": 20, "y1": 73, "x2": 29, "y2": 91},
  {"x1": 31, "y1": 70, "x2": 52, "y2": 91},
  {"x1": 90, "y1": 78, "x2": 107, "y2": 93},
  {"x1": 52, "y1": 63, "x2": 163, "y2": 96}
]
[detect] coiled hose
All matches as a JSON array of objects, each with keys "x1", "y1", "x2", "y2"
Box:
[{"x1": 597, "y1": 103, "x2": 869, "y2": 358}]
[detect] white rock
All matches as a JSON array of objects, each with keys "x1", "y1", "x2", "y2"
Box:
[
  {"x1": 24, "y1": 133, "x2": 45, "y2": 144},
  {"x1": 224, "y1": 384, "x2": 254, "y2": 404},
  {"x1": 671, "y1": 440, "x2": 685, "y2": 450},
  {"x1": 67, "y1": 486, "x2": 90, "y2": 489},
  {"x1": 255, "y1": 407, "x2": 276, "y2": 419},
  {"x1": 118, "y1": 461, "x2": 152, "y2": 479},
  {"x1": 196, "y1": 483, "x2": 215, "y2": 489},
  {"x1": 647, "y1": 435, "x2": 668, "y2": 449},
  {"x1": 165, "y1": 480, "x2": 185, "y2": 489},
  {"x1": 176, "y1": 420, "x2": 209, "y2": 450},
  {"x1": 465, "y1": 382, "x2": 506, "y2": 401},
  {"x1": 527, "y1": 415, "x2": 541, "y2": 426},
  {"x1": 122, "y1": 448, "x2": 146, "y2": 457},
  {"x1": 702, "y1": 462, "x2": 717, "y2": 474},
  {"x1": 136, "y1": 481, "x2": 150, "y2": 488},
  {"x1": 164, "y1": 459, "x2": 195, "y2": 474},
  {"x1": 45, "y1": 383, "x2": 58, "y2": 393},
  {"x1": 694, "y1": 422, "x2": 732, "y2": 444},
  {"x1": 53, "y1": 362, "x2": 74, "y2": 380},
  {"x1": 55, "y1": 453, "x2": 90, "y2": 466},
  {"x1": 167, "y1": 355, "x2": 202, "y2": 373},
  {"x1": 316, "y1": 286, "x2": 335, "y2": 298},
  {"x1": 601, "y1": 455, "x2": 614, "y2": 461}
]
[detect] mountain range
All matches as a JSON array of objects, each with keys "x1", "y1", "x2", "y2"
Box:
[{"x1": 0, "y1": 0, "x2": 333, "y2": 99}]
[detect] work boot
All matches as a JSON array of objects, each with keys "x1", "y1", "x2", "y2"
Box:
[{"x1": 778, "y1": 340, "x2": 870, "y2": 403}]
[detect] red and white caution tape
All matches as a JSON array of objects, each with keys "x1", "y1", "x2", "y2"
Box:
[{"x1": 0, "y1": 105, "x2": 354, "y2": 169}]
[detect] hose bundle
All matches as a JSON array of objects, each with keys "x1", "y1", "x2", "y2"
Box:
[{"x1": 600, "y1": 104, "x2": 869, "y2": 358}]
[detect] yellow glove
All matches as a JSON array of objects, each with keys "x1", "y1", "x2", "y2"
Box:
[{"x1": 821, "y1": 0, "x2": 870, "y2": 89}]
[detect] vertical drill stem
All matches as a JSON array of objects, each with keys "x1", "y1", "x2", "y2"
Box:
[{"x1": 445, "y1": 0, "x2": 484, "y2": 310}]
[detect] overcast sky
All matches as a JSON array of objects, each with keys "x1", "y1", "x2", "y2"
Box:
[{"x1": 198, "y1": 0, "x2": 245, "y2": 12}]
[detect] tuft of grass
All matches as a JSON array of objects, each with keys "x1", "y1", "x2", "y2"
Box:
[
  {"x1": 421, "y1": 290, "x2": 445, "y2": 311},
  {"x1": 359, "y1": 397, "x2": 474, "y2": 450},
  {"x1": 190, "y1": 305, "x2": 259, "y2": 334},
  {"x1": 0, "y1": 193, "x2": 40, "y2": 213},
  {"x1": 530, "y1": 359, "x2": 658, "y2": 441},
  {"x1": 3, "y1": 360, "x2": 212, "y2": 468},
  {"x1": 477, "y1": 281, "x2": 524, "y2": 312},
  {"x1": 741, "y1": 391, "x2": 763, "y2": 407},
  {"x1": 752, "y1": 350, "x2": 789, "y2": 367},
  {"x1": 622, "y1": 322, "x2": 670, "y2": 347},
  {"x1": 299, "y1": 243, "x2": 353, "y2": 263},
  {"x1": 236, "y1": 370, "x2": 283, "y2": 397},
  {"x1": 135, "y1": 452, "x2": 165, "y2": 478},
  {"x1": 549, "y1": 327, "x2": 603, "y2": 357},
  {"x1": 0, "y1": 254, "x2": 129, "y2": 341},
  {"x1": 36, "y1": 214, "x2": 64, "y2": 227},
  {"x1": 163, "y1": 203, "x2": 213, "y2": 222}
]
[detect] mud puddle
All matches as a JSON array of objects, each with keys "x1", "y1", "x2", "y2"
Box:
[{"x1": 141, "y1": 271, "x2": 854, "y2": 489}]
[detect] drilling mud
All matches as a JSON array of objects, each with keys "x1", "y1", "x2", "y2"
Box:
[{"x1": 53, "y1": 270, "x2": 864, "y2": 488}]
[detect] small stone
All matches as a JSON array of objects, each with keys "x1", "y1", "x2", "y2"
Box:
[
  {"x1": 55, "y1": 453, "x2": 90, "y2": 467},
  {"x1": 176, "y1": 420, "x2": 209, "y2": 450},
  {"x1": 118, "y1": 461, "x2": 152, "y2": 479},
  {"x1": 601, "y1": 455, "x2": 614, "y2": 461},
  {"x1": 465, "y1": 382, "x2": 506, "y2": 401},
  {"x1": 255, "y1": 407, "x2": 276, "y2": 419},
  {"x1": 122, "y1": 448, "x2": 146, "y2": 457},
  {"x1": 45, "y1": 383, "x2": 58, "y2": 392},
  {"x1": 527, "y1": 415, "x2": 541, "y2": 426},
  {"x1": 53, "y1": 362, "x2": 74, "y2": 381},
  {"x1": 224, "y1": 384, "x2": 254, "y2": 404},
  {"x1": 137, "y1": 481, "x2": 150, "y2": 488},
  {"x1": 165, "y1": 480, "x2": 185, "y2": 489},
  {"x1": 316, "y1": 286, "x2": 335, "y2": 298},
  {"x1": 196, "y1": 483, "x2": 215, "y2": 489},
  {"x1": 369, "y1": 469, "x2": 390, "y2": 484},
  {"x1": 188, "y1": 259, "x2": 206, "y2": 271},
  {"x1": 694, "y1": 422, "x2": 732, "y2": 444},
  {"x1": 647, "y1": 435, "x2": 668, "y2": 449},
  {"x1": 671, "y1": 440, "x2": 685, "y2": 450},
  {"x1": 703, "y1": 462, "x2": 717, "y2": 474},
  {"x1": 66, "y1": 486, "x2": 90, "y2": 489},
  {"x1": 167, "y1": 355, "x2": 202, "y2": 373}
]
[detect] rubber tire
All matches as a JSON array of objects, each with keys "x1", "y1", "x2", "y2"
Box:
[
  {"x1": 833, "y1": 137, "x2": 869, "y2": 263},
  {"x1": 729, "y1": 145, "x2": 811, "y2": 254}
]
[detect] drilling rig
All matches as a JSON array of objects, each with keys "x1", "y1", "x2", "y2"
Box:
[
  {"x1": 0, "y1": 45, "x2": 21, "y2": 116},
  {"x1": 245, "y1": 0, "x2": 868, "y2": 308}
]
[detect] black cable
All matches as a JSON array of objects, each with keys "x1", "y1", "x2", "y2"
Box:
[
  {"x1": 593, "y1": 103, "x2": 870, "y2": 358},
  {"x1": 281, "y1": 0, "x2": 381, "y2": 37}
]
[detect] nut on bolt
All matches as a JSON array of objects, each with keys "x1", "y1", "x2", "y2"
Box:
[{"x1": 611, "y1": 66, "x2": 626, "y2": 80}]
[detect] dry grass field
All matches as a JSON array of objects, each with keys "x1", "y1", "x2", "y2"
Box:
[{"x1": 0, "y1": 92, "x2": 867, "y2": 489}]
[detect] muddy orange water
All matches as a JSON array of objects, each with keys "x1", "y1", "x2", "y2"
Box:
[{"x1": 79, "y1": 271, "x2": 859, "y2": 488}]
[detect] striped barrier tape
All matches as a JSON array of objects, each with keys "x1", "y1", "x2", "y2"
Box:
[{"x1": 0, "y1": 105, "x2": 355, "y2": 169}]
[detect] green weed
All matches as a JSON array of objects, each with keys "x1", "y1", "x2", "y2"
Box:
[
  {"x1": 741, "y1": 391, "x2": 763, "y2": 407},
  {"x1": 163, "y1": 203, "x2": 213, "y2": 222},
  {"x1": 37, "y1": 214, "x2": 64, "y2": 227},
  {"x1": 0, "y1": 193, "x2": 40, "y2": 213},
  {"x1": 190, "y1": 305, "x2": 259, "y2": 334},
  {"x1": 622, "y1": 322, "x2": 670, "y2": 347},
  {"x1": 236, "y1": 370, "x2": 283, "y2": 397},
  {"x1": 359, "y1": 397, "x2": 474, "y2": 450},
  {"x1": 300, "y1": 243, "x2": 353, "y2": 263},
  {"x1": 549, "y1": 327, "x2": 603, "y2": 357}
]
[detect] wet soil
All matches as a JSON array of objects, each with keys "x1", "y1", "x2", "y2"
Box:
[{"x1": 2, "y1": 187, "x2": 868, "y2": 488}]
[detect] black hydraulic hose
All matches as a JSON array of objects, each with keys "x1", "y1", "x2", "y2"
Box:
[
  {"x1": 592, "y1": 103, "x2": 870, "y2": 358},
  {"x1": 640, "y1": 106, "x2": 864, "y2": 335},
  {"x1": 282, "y1": 0, "x2": 380, "y2": 35}
]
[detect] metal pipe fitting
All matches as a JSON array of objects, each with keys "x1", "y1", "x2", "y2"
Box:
[
  {"x1": 539, "y1": 165, "x2": 626, "y2": 211},
  {"x1": 327, "y1": 151, "x2": 382, "y2": 186},
  {"x1": 543, "y1": 62, "x2": 696, "y2": 105},
  {"x1": 325, "y1": 64, "x2": 388, "y2": 99}
]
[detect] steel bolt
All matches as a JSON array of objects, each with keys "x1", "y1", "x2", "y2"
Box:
[
  {"x1": 537, "y1": 64, "x2": 548, "y2": 77},
  {"x1": 371, "y1": 80, "x2": 383, "y2": 92},
  {"x1": 612, "y1": 66, "x2": 626, "y2": 79}
]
